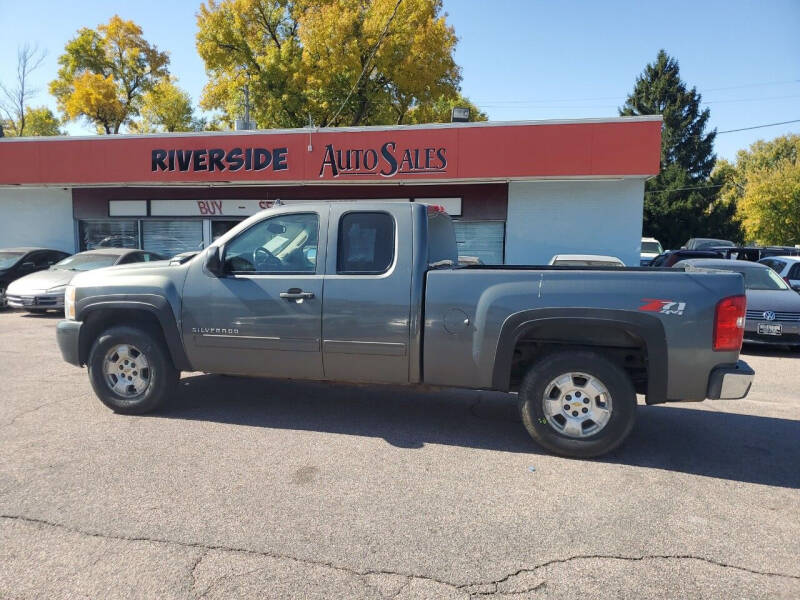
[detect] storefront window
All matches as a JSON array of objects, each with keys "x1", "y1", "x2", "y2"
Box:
[
  {"x1": 79, "y1": 220, "x2": 139, "y2": 251},
  {"x1": 211, "y1": 220, "x2": 244, "y2": 241},
  {"x1": 142, "y1": 220, "x2": 204, "y2": 259}
]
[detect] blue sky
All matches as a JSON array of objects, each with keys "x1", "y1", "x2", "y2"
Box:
[{"x1": 0, "y1": 0, "x2": 798, "y2": 161}]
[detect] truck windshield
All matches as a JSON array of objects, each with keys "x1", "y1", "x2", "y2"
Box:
[
  {"x1": 641, "y1": 241, "x2": 662, "y2": 254},
  {"x1": 0, "y1": 252, "x2": 25, "y2": 269},
  {"x1": 53, "y1": 254, "x2": 118, "y2": 271}
]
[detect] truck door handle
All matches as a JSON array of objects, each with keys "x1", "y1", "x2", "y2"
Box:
[{"x1": 280, "y1": 288, "x2": 315, "y2": 300}]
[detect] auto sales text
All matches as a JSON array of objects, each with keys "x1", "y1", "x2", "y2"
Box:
[{"x1": 319, "y1": 141, "x2": 447, "y2": 177}]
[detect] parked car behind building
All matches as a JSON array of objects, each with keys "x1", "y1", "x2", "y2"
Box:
[
  {"x1": 675, "y1": 258, "x2": 800, "y2": 349},
  {"x1": 639, "y1": 237, "x2": 663, "y2": 266},
  {"x1": 548, "y1": 254, "x2": 625, "y2": 267},
  {"x1": 682, "y1": 238, "x2": 735, "y2": 250},
  {"x1": 0, "y1": 248, "x2": 71, "y2": 308},
  {"x1": 649, "y1": 249, "x2": 724, "y2": 268},
  {"x1": 6, "y1": 248, "x2": 163, "y2": 314}
]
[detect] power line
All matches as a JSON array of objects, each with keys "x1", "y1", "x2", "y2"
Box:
[
  {"x1": 717, "y1": 119, "x2": 800, "y2": 134},
  {"x1": 328, "y1": 0, "x2": 404, "y2": 126},
  {"x1": 645, "y1": 183, "x2": 724, "y2": 194},
  {"x1": 472, "y1": 79, "x2": 800, "y2": 107},
  {"x1": 475, "y1": 94, "x2": 800, "y2": 110}
]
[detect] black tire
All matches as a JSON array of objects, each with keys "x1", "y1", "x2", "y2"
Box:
[
  {"x1": 87, "y1": 325, "x2": 178, "y2": 415},
  {"x1": 519, "y1": 351, "x2": 637, "y2": 458}
]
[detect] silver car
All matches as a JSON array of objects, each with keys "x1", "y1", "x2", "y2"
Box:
[
  {"x1": 6, "y1": 248, "x2": 162, "y2": 314},
  {"x1": 675, "y1": 258, "x2": 800, "y2": 349}
]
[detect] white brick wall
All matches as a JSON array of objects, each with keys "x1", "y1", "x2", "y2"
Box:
[{"x1": 0, "y1": 187, "x2": 75, "y2": 252}]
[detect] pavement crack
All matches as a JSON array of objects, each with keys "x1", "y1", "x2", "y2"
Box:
[
  {"x1": 188, "y1": 548, "x2": 208, "y2": 598},
  {"x1": 460, "y1": 553, "x2": 800, "y2": 594},
  {"x1": 1, "y1": 398, "x2": 69, "y2": 428},
  {"x1": 3, "y1": 514, "x2": 798, "y2": 598},
  {"x1": 0, "y1": 513, "x2": 464, "y2": 595}
]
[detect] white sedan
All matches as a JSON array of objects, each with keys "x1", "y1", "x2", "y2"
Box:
[{"x1": 759, "y1": 255, "x2": 800, "y2": 292}]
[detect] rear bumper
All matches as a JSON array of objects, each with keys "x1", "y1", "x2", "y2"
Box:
[
  {"x1": 707, "y1": 360, "x2": 754, "y2": 400},
  {"x1": 56, "y1": 320, "x2": 83, "y2": 366}
]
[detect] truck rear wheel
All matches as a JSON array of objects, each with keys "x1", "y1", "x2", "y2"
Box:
[
  {"x1": 518, "y1": 351, "x2": 637, "y2": 458},
  {"x1": 87, "y1": 325, "x2": 178, "y2": 415}
]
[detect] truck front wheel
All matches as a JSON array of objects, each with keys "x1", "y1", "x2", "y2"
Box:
[
  {"x1": 87, "y1": 325, "x2": 178, "y2": 415},
  {"x1": 518, "y1": 351, "x2": 637, "y2": 458}
]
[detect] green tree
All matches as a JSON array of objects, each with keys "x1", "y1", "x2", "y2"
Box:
[
  {"x1": 2, "y1": 106, "x2": 64, "y2": 137},
  {"x1": 196, "y1": 0, "x2": 464, "y2": 128},
  {"x1": 620, "y1": 50, "x2": 741, "y2": 248},
  {"x1": 717, "y1": 134, "x2": 800, "y2": 245},
  {"x1": 50, "y1": 16, "x2": 170, "y2": 133},
  {"x1": 405, "y1": 93, "x2": 487, "y2": 124},
  {"x1": 130, "y1": 79, "x2": 200, "y2": 133}
]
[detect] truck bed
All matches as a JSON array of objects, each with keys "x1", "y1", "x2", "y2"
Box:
[{"x1": 422, "y1": 265, "x2": 745, "y2": 402}]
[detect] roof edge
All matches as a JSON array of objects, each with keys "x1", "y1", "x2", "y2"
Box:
[{"x1": 0, "y1": 115, "x2": 664, "y2": 143}]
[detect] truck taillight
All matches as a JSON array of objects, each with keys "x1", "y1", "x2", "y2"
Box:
[{"x1": 713, "y1": 294, "x2": 746, "y2": 352}]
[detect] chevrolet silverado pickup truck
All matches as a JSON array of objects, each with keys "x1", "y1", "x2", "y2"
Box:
[{"x1": 56, "y1": 202, "x2": 754, "y2": 458}]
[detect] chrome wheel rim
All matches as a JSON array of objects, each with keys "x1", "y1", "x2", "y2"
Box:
[
  {"x1": 103, "y1": 344, "x2": 151, "y2": 397},
  {"x1": 542, "y1": 371, "x2": 613, "y2": 438}
]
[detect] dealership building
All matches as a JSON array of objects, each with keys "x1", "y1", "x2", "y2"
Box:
[{"x1": 0, "y1": 116, "x2": 661, "y2": 265}]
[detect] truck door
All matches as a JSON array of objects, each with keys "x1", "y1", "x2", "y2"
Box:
[
  {"x1": 181, "y1": 208, "x2": 327, "y2": 378},
  {"x1": 322, "y1": 203, "x2": 412, "y2": 383}
]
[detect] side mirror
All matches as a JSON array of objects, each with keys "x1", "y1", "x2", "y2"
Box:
[{"x1": 204, "y1": 246, "x2": 224, "y2": 277}]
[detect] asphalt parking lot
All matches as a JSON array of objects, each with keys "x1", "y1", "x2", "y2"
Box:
[{"x1": 1, "y1": 310, "x2": 798, "y2": 599}]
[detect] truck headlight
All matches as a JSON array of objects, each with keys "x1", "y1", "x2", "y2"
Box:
[{"x1": 64, "y1": 286, "x2": 76, "y2": 320}]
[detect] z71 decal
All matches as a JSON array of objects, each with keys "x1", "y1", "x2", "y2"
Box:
[{"x1": 639, "y1": 299, "x2": 687, "y2": 316}]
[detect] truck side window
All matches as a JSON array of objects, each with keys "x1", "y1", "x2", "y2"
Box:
[
  {"x1": 224, "y1": 213, "x2": 319, "y2": 274},
  {"x1": 337, "y1": 212, "x2": 394, "y2": 274}
]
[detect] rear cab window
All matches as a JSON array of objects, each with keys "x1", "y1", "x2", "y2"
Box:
[{"x1": 336, "y1": 212, "x2": 395, "y2": 274}]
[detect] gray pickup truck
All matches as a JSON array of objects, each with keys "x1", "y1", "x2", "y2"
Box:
[{"x1": 57, "y1": 202, "x2": 754, "y2": 457}]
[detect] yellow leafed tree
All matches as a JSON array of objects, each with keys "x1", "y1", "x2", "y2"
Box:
[
  {"x1": 50, "y1": 16, "x2": 169, "y2": 134},
  {"x1": 717, "y1": 134, "x2": 800, "y2": 246},
  {"x1": 130, "y1": 79, "x2": 198, "y2": 133},
  {"x1": 196, "y1": 0, "x2": 476, "y2": 128}
]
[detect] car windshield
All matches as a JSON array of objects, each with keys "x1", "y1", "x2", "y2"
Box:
[
  {"x1": 641, "y1": 241, "x2": 662, "y2": 253},
  {"x1": 696, "y1": 239, "x2": 734, "y2": 249},
  {"x1": 554, "y1": 260, "x2": 622, "y2": 267},
  {"x1": 0, "y1": 252, "x2": 25, "y2": 269},
  {"x1": 53, "y1": 253, "x2": 118, "y2": 271},
  {"x1": 723, "y1": 266, "x2": 790, "y2": 291}
]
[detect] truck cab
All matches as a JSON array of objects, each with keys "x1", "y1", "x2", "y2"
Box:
[{"x1": 181, "y1": 202, "x2": 437, "y2": 384}]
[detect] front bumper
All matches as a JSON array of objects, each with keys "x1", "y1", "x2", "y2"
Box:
[
  {"x1": 7, "y1": 292, "x2": 65, "y2": 309},
  {"x1": 56, "y1": 320, "x2": 83, "y2": 366},
  {"x1": 707, "y1": 360, "x2": 755, "y2": 400},
  {"x1": 744, "y1": 320, "x2": 800, "y2": 346}
]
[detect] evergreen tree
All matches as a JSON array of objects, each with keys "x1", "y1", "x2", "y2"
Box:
[{"x1": 620, "y1": 50, "x2": 741, "y2": 248}]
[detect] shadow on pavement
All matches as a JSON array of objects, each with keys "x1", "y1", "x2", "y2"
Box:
[
  {"x1": 159, "y1": 374, "x2": 800, "y2": 489},
  {"x1": 741, "y1": 344, "x2": 800, "y2": 358},
  {"x1": 17, "y1": 311, "x2": 62, "y2": 319}
]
